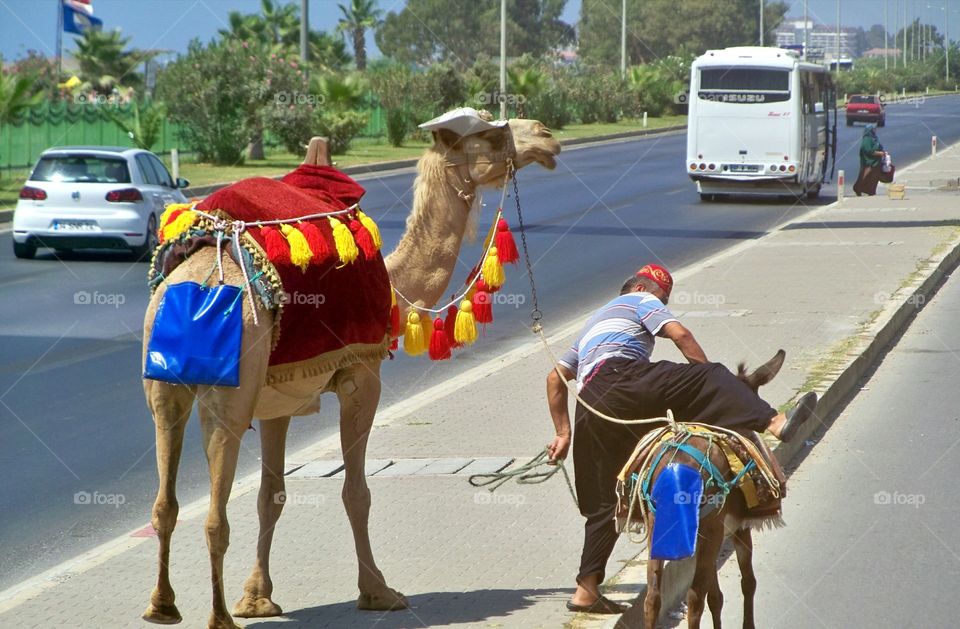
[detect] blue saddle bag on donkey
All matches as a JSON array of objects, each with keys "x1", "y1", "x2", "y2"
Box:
[
  {"x1": 144, "y1": 281, "x2": 243, "y2": 387},
  {"x1": 650, "y1": 463, "x2": 704, "y2": 560}
]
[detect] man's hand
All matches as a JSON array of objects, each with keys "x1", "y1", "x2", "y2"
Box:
[{"x1": 547, "y1": 434, "x2": 571, "y2": 464}]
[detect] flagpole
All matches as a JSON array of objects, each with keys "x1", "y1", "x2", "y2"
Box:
[{"x1": 56, "y1": 0, "x2": 63, "y2": 81}]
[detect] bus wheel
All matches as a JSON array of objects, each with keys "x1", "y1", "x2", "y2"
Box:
[
  {"x1": 699, "y1": 193, "x2": 715, "y2": 202},
  {"x1": 806, "y1": 185, "x2": 821, "y2": 200}
]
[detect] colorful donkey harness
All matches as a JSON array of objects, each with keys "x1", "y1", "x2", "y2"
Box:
[{"x1": 616, "y1": 421, "x2": 785, "y2": 558}]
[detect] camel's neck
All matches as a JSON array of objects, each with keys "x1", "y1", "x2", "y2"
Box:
[{"x1": 384, "y1": 151, "x2": 474, "y2": 315}]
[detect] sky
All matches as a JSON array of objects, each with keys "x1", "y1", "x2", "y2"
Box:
[{"x1": 1, "y1": 0, "x2": 956, "y2": 63}]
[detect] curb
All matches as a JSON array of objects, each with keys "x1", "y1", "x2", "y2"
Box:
[{"x1": 607, "y1": 223, "x2": 960, "y2": 628}]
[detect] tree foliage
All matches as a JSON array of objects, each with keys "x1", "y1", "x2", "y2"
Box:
[
  {"x1": 73, "y1": 29, "x2": 149, "y2": 91},
  {"x1": 375, "y1": 0, "x2": 572, "y2": 68},
  {"x1": 0, "y1": 65, "x2": 43, "y2": 125},
  {"x1": 337, "y1": 0, "x2": 383, "y2": 71},
  {"x1": 579, "y1": 0, "x2": 788, "y2": 65}
]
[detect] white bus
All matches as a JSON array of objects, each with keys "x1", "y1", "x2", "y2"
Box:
[{"x1": 685, "y1": 46, "x2": 837, "y2": 201}]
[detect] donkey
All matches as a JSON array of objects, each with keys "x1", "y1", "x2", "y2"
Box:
[{"x1": 642, "y1": 350, "x2": 787, "y2": 629}]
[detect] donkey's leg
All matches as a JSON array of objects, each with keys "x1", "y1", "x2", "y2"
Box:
[
  {"x1": 687, "y1": 518, "x2": 724, "y2": 629},
  {"x1": 707, "y1": 569, "x2": 724, "y2": 628},
  {"x1": 732, "y1": 527, "x2": 757, "y2": 629},
  {"x1": 233, "y1": 415, "x2": 291, "y2": 618},
  {"x1": 336, "y1": 361, "x2": 408, "y2": 611},
  {"x1": 643, "y1": 554, "x2": 664, "y2": 629},
  {"x1": 142, "y1": 380, "x2": 195, "y2": 625}
]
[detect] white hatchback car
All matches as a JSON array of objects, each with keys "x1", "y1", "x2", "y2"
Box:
[{"x1": 12, "y1": 146, "x2": 190, "y2": 259}]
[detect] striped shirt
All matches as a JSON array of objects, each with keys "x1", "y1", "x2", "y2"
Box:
[{"x1": 558, "y1": 292, "x2": 678, "y2": 391}]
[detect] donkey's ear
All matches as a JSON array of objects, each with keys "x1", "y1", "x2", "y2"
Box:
[{"x1": 752, "y1": 349, "x2": 786, "y2": 387}]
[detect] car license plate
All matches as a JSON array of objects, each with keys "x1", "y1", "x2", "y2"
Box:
[
  {"x1": 52, "y1": 220, "x2": 99, "y2": 232},
  {"x1": 729, "y1": 164, "x2": 759, "y2": 173}
]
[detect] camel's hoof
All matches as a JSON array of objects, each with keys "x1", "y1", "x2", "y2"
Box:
[
  {"x1": 142, "y1": 602, "x2": 182, "y2": 624},
  {"x1": 232, "y1": 595, "x2": 283, "y2": 618},
  {"x1": 206, "y1": 614, "x2": 243, "y2": 629},
  {"x1": 357, "y1": 588, "x2": 408, "y2": 611}
]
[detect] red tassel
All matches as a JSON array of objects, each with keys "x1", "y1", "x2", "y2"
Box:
[
  {"x1": 428, "y1": 317, "x2": 452, "y2": 360},
  {"x1": 298, "y1": 220, "x2": 335, "y2": 264},
  {"x1": 390, "y1": 337, "x2": 398, "y2": 351},
  {"x1": 350, "y1": 219, "x2": 378, "y2": 260},
  {"x1": 495, "y1": 217, "x2": 520, "y2": 264},
  {"x1": 473, "y1": 279, "x2": 493, "y2": 324},
  {"x1": 389, "y1": 304, "x2": 401, "y2": 339},
  {"x1": 260, "y1": 225, "x2": 290, "y2": 264},
  {"x1": 445, "y1": 304, "x2": 462, "y2": 348}
]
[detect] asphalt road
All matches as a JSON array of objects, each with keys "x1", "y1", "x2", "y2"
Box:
[
  {"x1": 707, "y1": 249, "x2": 960, "y2": 628},
  {"x1": 1, "y1": 95, "x2": 958, "y2": 591}
]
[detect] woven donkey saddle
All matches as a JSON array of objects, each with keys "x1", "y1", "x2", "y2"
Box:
[{"x1": 616, "y1": 423, "x2": 786, "y2": 541}]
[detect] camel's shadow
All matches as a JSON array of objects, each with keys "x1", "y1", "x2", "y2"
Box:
[{"x1": 244, "y1": 587, "x2": 574, "y2": 628}]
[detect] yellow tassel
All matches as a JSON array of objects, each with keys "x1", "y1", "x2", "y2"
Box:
[
  {"x1": 404, "y1": 311, "x2": 425, "y2": 356},
  {"x1": 357, "y1": 210, "x2": 382, "y2": 250},
  {"x1": 328, "y1": 217, "x2": 359, "y2": 265},
  {"x1": 454, "y1": 299, "x2": 478, "y2": 345},
  {"x1": 161, "y1": 209, "x2": 197, "y2": 242},
  {"x1": 482, "y1": 246, "x2": 505, "y2": 290},
  {"x1": 280, "y1": 224, "x2": 313, "y2": 272},
  {"x1": 465, "y1": 284, "x2": 477, "y2": 301},
  {"x1": 421, "y1": 310, "x2": 433, "y2": 342},
  {"x1": 390, "y1": 288, "x2": 397, "y2": 308},
  {"x1": 159, "y1": 202, "x2": 192, "y2": 227}
]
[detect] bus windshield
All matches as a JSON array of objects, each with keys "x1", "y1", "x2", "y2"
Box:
[{"x1": 698, "y1": 67, "x2": 790, "y2": 103}]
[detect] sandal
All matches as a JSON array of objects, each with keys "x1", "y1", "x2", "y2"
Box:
[
  {"x1": 780, "y1": 391, "x2": 817, "y2": 442},
  {"x1": 565, "y1": 596, "x2": 629, "y2": 614}
]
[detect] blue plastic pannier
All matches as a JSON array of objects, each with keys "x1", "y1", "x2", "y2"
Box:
[
  {"x1": 649, "y1": 463, "x2": 704, "y2": 560},
  {"x1": 144, "y1": 281, "x2": 243, "y2": 387}
]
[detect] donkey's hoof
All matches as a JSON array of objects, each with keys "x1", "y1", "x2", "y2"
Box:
[
  {"x1": 358, "y1": 588, "x2": 408, "y2": 611},
  {"x1": 233, "y1": 595, "x2": 283, "y2": 618},
  {"x1": 142, "y1": 602, "x2": 182, "y2": 624}
]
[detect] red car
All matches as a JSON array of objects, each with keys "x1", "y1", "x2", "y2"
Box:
[{"x1": 845, "y1": 94, "x2": 886, "y2": 127}]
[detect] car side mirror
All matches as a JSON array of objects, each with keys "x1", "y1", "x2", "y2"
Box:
[{"x1": 175, "y1": 177, "x2": 190, "y2": 189}]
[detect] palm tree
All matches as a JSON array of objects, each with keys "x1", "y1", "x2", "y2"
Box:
[
  {"x1": 507, "y1": 66, "x2": 546, "y2": 118},
  {"x1": 0, "y1": 70, "x2": 42, "y2": 125},
  {"x1": 73, "y1": 29, "x2": 148, "y2": 91},
  {"x1": 336, "y1": 0, "x2": 382, "y2": 71}
]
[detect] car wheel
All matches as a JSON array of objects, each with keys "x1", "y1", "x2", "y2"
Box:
[
  {"x1": 699, "y1": 193, "x2": 715, "y2": 202},
  {"x1": 806, "y1": 184, "x2": 822, "y2": 200},
  {"x1": 878, "y1": 117, "x2": 885, "y2": 127},
  {"x1": 846, "y1": 119, "x2": 853, "y2": 126},
  {"x1": 13, "y1": 240, "x2": 36, "y2": 259},
  {"x1": 132, "y1": 214, "x2": 159, "y2": 261}
]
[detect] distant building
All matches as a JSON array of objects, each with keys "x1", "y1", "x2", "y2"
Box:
[
  {"x1": 862, "y1": 47, "x2": 900, "y2": 59},
  {"x1": 774, "y1": 20, "x2": 857, "y2": 61}
]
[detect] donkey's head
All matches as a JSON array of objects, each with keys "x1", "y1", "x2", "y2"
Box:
[{"x1": 736, "y1": 349, "x2": 786, "y2": 393}]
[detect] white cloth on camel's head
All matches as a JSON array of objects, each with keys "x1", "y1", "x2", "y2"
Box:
[{"x1": 418, "y1": 107, "x2": 508, "y2": 137}]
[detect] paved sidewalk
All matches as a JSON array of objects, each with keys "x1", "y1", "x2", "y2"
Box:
[{"x1": 1, "y1": 144, "x2": 959, "y2": 629}]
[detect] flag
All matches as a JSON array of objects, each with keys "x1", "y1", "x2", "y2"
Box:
[
  {"x1": 63, "y1": 1, "x2": 102, "y2": 34},
  {"x1": 65, "y1": 0, "x2": 93, "y2": 15}
]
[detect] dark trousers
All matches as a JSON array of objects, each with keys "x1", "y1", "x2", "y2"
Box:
[{"x1": 573, "y1": 358, "x2": 777, "y2": 583}]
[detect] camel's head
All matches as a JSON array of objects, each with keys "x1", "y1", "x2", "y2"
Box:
[
  {"x1": 736, "y1": 350, "x2": 786, "y2": 393},
  {"x1": 428, "y1": 116, "x2": 561, "y2": 188}
]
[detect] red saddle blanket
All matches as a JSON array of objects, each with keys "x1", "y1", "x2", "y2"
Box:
[{"x1": 194, "y1": 166, "x2": 391, "y2": 383}]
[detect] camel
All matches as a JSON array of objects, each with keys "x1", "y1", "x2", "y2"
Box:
[
  {"x1": 140, "y1": 117, "x2": 560, "y2": 629},
  {"x1": 640, "y1": 352, "x2": 787, "y2": 629}
]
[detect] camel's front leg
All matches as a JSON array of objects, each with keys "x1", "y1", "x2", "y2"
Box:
[
  {"x1": 142, "y1": 380, "x2": 195, "y2": 625},
  {"x1": 233, "y1": 415, "x2": 291, "y2": 618},
  {"x1": 336, "y1": 361, "x2": 408, "y2": 611}
]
